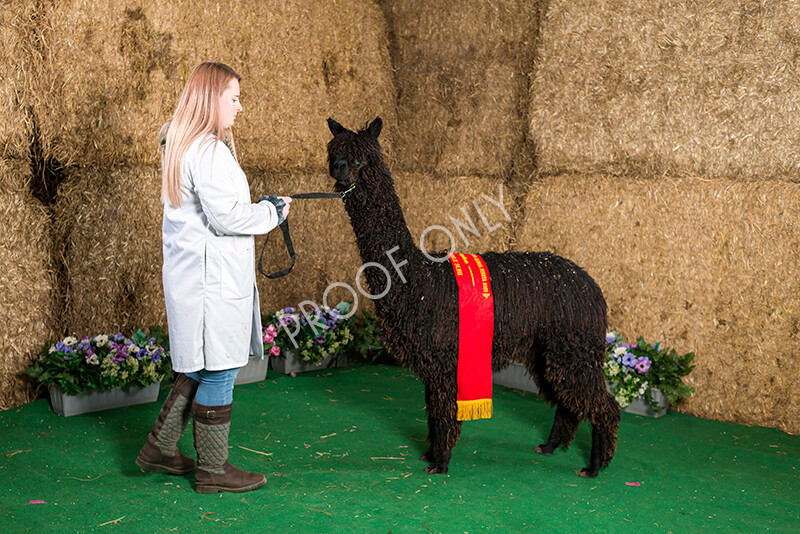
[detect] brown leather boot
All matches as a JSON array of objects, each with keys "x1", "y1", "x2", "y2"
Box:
[
  {"x1": 192, "y1": 401, "x2": 266, "y2": 494},
  {"x1": 135, "y1": 373, "x2": 199, "y2": 475}
]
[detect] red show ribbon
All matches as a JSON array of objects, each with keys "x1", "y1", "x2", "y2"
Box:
[{"x1": 449, "y1": 253, "x2": 494, "y2": 421}]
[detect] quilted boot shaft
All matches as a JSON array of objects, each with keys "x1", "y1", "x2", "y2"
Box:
[
  {"x1": 192, "y1": 401, "x2": 266, "y2": 494},
  {"x1": 136, "y1": 373, "x2": 198, "y2": 475}
]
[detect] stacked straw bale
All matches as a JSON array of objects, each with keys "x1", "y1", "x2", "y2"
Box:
[
  {"x1": 32, "y1": 0, "x2": 395, "y2": 169},
  {"x1": 393, "y1": 172, "x2": 513, "y2": 256},
  {"x1": 519, "y1": 174, "x2": 800, "y2": 435},
  {"x1": 0, "y1": 159, "x2": 57, "y2": 409},
  {"x1": 248, "y1": 170, "x2": 512, "y2": 313},
  {"x1": 379, "y1": 0, "x2": 543, "y2": 176},
  {"x1": 0, "y1": 0, "x2": 42, "y2": 160},
  {"x1": 54, "y1": 166, "x2": 166, "y2": 337},
  {"x1": 530, "y1": 0, "x2": 800, "y2": 180}
]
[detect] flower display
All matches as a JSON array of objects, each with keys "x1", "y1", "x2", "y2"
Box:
[
  {"x1": 262, "y1": 302, "x2": 355, "y2": 365},
  {"x1": 27, "y1": 328, "x2": 172, "y2": 395},
  {"x1": 604, "y1": 330, "x2": 695, "y2": 412}
]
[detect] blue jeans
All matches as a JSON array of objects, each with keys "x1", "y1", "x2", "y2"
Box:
[{"x1": 185, "y1": 368, "x2": 240, "y2": 406}]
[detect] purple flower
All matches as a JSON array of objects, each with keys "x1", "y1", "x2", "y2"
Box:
[
  {"x1": 605, "y1": 333, "x2": 616, "y2": 344},
  {"x1": 626, "y1": 343, "x2": 638, "y2": 349},
  {"x1": 622, "y1": 353, "x2": 636, "y2": 367},
  {"x1": 314, "y1": 335, "x2": 325, "y2": 344},
  {"x1": 137, "y1": 348, "x2": 147, "y2": 360},
  {"x1": 635, "y1": 357, "x2": 651, "y2": 373},
  {"x1": 64, "y1": 346, "x2": 75, "y2": 354},
  {"x1": 55, "y1": 341, "x2": 66, "y2": 352}
]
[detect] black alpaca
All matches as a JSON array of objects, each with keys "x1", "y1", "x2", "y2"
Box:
[{"x1": 326, "y1": 117, "x2": 620, "y2": 477}]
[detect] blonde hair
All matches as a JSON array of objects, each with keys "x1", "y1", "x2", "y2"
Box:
[{"x1": 161, "y1": 62, "x2": 241, "y2": 206}]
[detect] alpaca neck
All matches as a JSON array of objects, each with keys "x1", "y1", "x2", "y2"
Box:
[
  {"x1": 345, "y1": 172, "x2": 424, "y2": 269},
  {"x1": 344, "y1": 169, "x2": 427, "y2": 309}
]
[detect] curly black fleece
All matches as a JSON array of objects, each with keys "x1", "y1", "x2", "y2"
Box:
[{"x1": 326, "y1": 118, "x2": 620, "y2": 477}]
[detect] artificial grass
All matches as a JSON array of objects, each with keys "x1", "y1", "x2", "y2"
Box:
[{"x1": 1, "y1": 364, "x2": 798, "y2": 533}]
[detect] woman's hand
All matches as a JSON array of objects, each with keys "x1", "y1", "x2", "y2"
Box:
[{"x1": 278, "y1": 196, "x2": 291, "y2": 220}]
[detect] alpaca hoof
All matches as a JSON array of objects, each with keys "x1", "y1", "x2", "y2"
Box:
[
  {"x1": 424, "y1": 464, "x2": 448, "y2": 475},
  {"x1": 534, "y1": 445, "x2": 553, "y2": 456},
  {"x1": 578, "y1": 468, "x2": 598, "y2": 478}
]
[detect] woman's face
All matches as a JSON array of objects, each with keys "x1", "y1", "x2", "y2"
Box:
[{"x1": 219, "y1": 78, "x2": 242, "y2": 130}]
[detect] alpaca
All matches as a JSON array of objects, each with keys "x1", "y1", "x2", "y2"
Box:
[{"x1": 326, "y1": 117, "x2": 620, "y2": 477}]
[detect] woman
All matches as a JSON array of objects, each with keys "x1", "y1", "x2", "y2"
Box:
[{"x1": 136, "y1": 62, "x2": 290, "y2": 494}]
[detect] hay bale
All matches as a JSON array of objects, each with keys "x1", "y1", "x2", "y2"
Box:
[
  {"x1": 54, "y1": 165, "x2": 166, "y2": 336},
  {"x1": 0, "y1": 0, "x2": 41, "y2": 160},
  {"x1": 530, "y1": 0, "x2": 800, "y2": 180},
  {"x1": 518, "y1": 174, "x2": 800, "y2": 435},
  {"x1": 393, "y1": 172, "x2": 513, "y2": 256},
  {"x1": 0, "y1": 159, "x2": 57, "y2": 409},
  {"x1": 380, "y1": 0, "x2": 543, "y2": 176},
  {"x1": 248, "y1": 169, "x2": 512, "y2": 313},
  {"x1": 33, "y1": 0, "x2": 395, "y2": 169}
]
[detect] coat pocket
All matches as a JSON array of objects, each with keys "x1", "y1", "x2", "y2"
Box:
[{"x1": 218, "y1": 239, "x2": 255, "y2": 300}]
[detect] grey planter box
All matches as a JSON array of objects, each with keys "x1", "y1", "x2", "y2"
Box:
[
  {"x1": 235, "y1": 356, "x2": 268, "y2": 385},
  {"x1": 494, "y1": 363, "x2": 669, "y2": 418},
  {"x1": 606, "y1": 381, "x2": 669, "y2": 418},
  {"x1": 270, "y1": 351, "x2": 346, "y2": 375},
  {"x1": 492, "y1": 362, "x2": 539, "y2": 393},
  {"x1": 48, "y1": 382, "x2": 160, "y2": 417}
]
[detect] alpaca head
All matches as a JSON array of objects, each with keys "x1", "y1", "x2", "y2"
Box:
[{"x1": 326, "y1": 117, "x2": 384, "y2": 189}]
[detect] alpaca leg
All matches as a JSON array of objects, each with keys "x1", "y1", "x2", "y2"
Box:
[
  {"x1": 579, "y1": 390, "x2": 620, "y2": 478},
  {"x1": 421, "y1": 384, "x2": 435, "y2": 462},
  {"x1": 423, "y1": 417, "x2": 461, "y2": 474},
  {"x1": 423, "y1": 396, "x2": 461, "y2": 474},
  {"x1": 542, "y1": 344, "x2": 618, "y2": 478},
  {"x1": 534, "y1": 404, "x2": 579, "y2": 455}
]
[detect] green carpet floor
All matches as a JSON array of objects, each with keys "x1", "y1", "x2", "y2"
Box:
[{"x1": 1, "y1": 364, "x2": 798, "y2": 533}]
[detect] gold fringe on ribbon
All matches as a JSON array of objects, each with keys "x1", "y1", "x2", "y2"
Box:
[{"x1": 456, "y1": 399, "x2": 493, "y2": 421}]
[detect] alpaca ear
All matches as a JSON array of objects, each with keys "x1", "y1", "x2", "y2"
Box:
[
  {"x1": 367, "y1": 117, "x2": 382, "y2": 139},
  {"x1": 327, "y1": 118, "x2": 346, "y2": 136}
]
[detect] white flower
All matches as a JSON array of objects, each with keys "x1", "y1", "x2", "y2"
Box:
[
  {"x1": 63, "y1": 336, "x2": 78, "y2": 346},
  {"x1": 126, "y1": 343, "x2": 138, "y2": 355},
  {"x1": 48, "y1": 345, "x2": 57, "y2": 354},
  {"x1": 86, "y1": 355, "x2": 100, "y2": 366},
  {"x1": 146, "y1": 344, "x2": 158, "y2": 355},
  {"x1": 613, "y1": 345, "x2": 627, "y2": 357},
  {"x1": 94, "y1": 335, "x2": 109, "y2": 347}
]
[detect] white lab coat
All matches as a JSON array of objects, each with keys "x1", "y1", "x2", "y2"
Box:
[{"x1": 162, "y1": 135, "x2": 280, "y2": 372}]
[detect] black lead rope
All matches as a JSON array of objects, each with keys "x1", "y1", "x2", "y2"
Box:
[{"x1": 257, "y1": 185, "x2": 356, "y2": 279}]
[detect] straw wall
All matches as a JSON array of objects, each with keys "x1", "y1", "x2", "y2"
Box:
[
  {"x1": 380, "y1": 0, "x2": 544, "y2": 176},
  {"x1": 249, "y1": 169, "x2": 511, "y2": 313},
  {"x1": 518, "y1": 174, "x2": 800, "y2": 435},
  {"x1": 0, "y1": 0, "x2": 41, "y2": 160},
  {"x1": 0, "y1": 159, "x2": 57, "y2": 409},
  {"x1": 530, "y1": 0, "x2": 800, "y2": 180},
  {"x1": 32, "y1": 0, "x2": 396, "y2": 169},
  {"x1": 54, "y1": 165, "x2": 166, "y2": 337}
]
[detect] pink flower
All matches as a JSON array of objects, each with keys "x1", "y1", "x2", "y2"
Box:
[
  {"x1": 269, "y1": 345, "x2": 280, "y2": 356},
  {"x1": 266, "y1": 324, "x2": 277, "y2": 335},
  {"x1": 263, "y1": 332, "x2": 275, "y2": 344}
]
